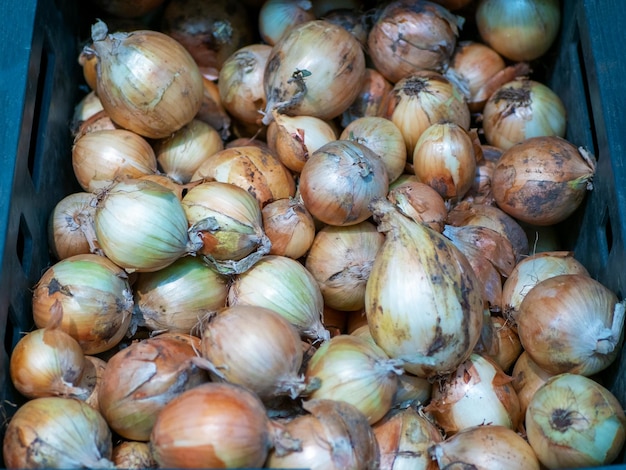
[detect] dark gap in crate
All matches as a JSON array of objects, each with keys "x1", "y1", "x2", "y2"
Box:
[
  {"x1": 15, "y1": 214, "x2": 33, "y2": 278},
  {"x1": 3, "y1": 307, "x2": 18, "y2": 362},
  {"x1": 576, "y1": 36, "x2": 598, "y2": 158},
  {"x1": 27, "y1": 37, "x2": 55, "y2": 191},
  {"x1": 600, "y1": 207, "x2": 613, "y2": 266}
]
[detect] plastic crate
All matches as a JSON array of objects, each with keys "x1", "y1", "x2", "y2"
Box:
[{"x1": 1, "y1": 0, "x2": 626, "y2": 467}]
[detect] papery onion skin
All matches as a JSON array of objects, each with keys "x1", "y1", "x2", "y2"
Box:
[
  {"x1": 387, "y1": 176, "x2": 448, "y2": 233},
  {"x1": 430, "y1": 424, "x2": 540, "y2": 470},
  {"x1": 32, "y1": 254, "x2": 134, "y2": 355},
  {"x1": 112, "y1": 441, "x2": 156, "y2": 469},
  {"x1": 525, "y1": 373, "x2": 626, "y2": 468},
  {"x1": 367, "y1": 0, "x2": 463, "y2": 83},
  {"x1": 516, "y1": 273, "x2": 625, "y2": 377},
  {"x1": 3, "y1": 397, "x2": 114, "y2": 469},
  {"x1": 90, "y1": 22, "x2": 204, "y2": 139},
  {"x1": 365, "y1": 198, "x2": 484, "y2": 379},
  {"x1": 262, "y1": 20, "x2": 366, "y2": 124},
  {"x1": 262, "y1": 197, "x2": 316, "y2": 259},
  {"x1": 149, "y1": 382, "x2": 274, "y2": 468}
]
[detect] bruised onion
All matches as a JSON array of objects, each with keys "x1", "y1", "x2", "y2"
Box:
[
  {"x1": 262, "y1": 20, "x2": 366, "y2": 124},
  {"x1": 88, "y1": 20, "x2": 204, "y2": 139},
  {"x1": 492, "y1": 136, "x2": 596, "y2": 225}
]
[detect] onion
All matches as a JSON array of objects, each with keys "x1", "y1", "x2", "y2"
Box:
[
  {"x1": 412, "y1": 122, "x2": 477, "y2": 201},
  {"x1": 340, "y1": 117, "x2": 407, "y2": 183},
  {"x1": 196, "y1": 76, "x2": 232, "y2": 139},
  {"x1": 98, "y1": 333, "x2": 208, "y2": 441},
  {"x1": 365, "y1": 198, "x2": 484, "y2": 378},
  {"x1": 48, "y1": 192, "x2": 101, "y2": 260},
  {"x1": 72, "y1": 129, "x2": 157, "y2": 192},
  {"x1": 341, "y1": 68, "x2": 394, "y2": 127},
  {"x1": 482, "y1": 316, "x2": 523, "y2": 372},
  {"x1": 425, "y1": 353, "x2": 522, "y2": 434},
  {"x1": 10, "y1": 300, "x2": 89, "y2": 400},
  {"x1": 483, "y1": 78, "x2": 567, "y2": 150},
  {"x1": 259, "y1": 0, "x2": 315, "y2": 46},
  {"x1": 183, "y1": 181, "x2": 271, "y2": 274},
  {"x1": 72, "y1": 90, "x2": 104, "y2": 129},
  {"x1": 133, "y1": 256, "x2": 229, "y2": 334},
  {"x1": 511, "y1": 350, "x2": 554, "y2": 417},
  {"x1": 305, "y1": 221, "x2": 385, "y2": 312},
  {"x1": 3, "y1": 397, "x2": 114, "y2": 468},
  {"x1": 299, "y1": 140, "x2": 389, "y2": 226},
  {"x1": 74, "y1": 110, "x2": 120, "y2": 139},
  {"x1": 373, "y1": 404, "x2": 443, "y2": 469},
  {"x1": 191, "y1": 145, "x2": 296, "y2": 208},
  {"x1": 87, "y1": 20, "x2": 204, "y2": 139},
  {"x1": 516, "y1": 273, "x2": 626, "y2": 376},
  {"x1": 218, "y1": 44, "x2": 271, "y2": 126},
  {"x1": 525, "y1": 373, "x2": 626, "y2": 468},
  {"x1": 266, "y1": 398, "x2": 380, "y2": 469},
  {"x1": 112, "y1": 441, "x2": 156, "y2": 468},
  {"x1": 367, "y1": 0, "x2": 463, "y2": 83},
  {"x1": 196, "y1": 305, "x2": 306, "y2": 400},
  {"x1": 262, "y1": 197, "x2": 316, "y2": 259},
  {"x1": 381, "y1": 71, "x2": 470, "y2": 157},
  {"x1": 82, "y1": 355, "x2": 107, "y2": 413},
  {"x1": 501, "y1": 250, "x2": 589, "y2": 316},
  {"x1": 476, "y1": 0, "x2": 561, "y2": 61},
  {"x1": 94, "y1": 179, "x2": 198, "y2": 273},
  {"x1": 78, "y1": 52, "x2": 98, "y2": 91},
  {"x1": 393, "y1": 373, "x2": 432, "y2": 407},
  {"x1": 153, "y1": 119, "x2": 224, "y2": 185},
  {"x1": 261, "y1": 20, "x2": 366, "y2": 124},
  {"x1": 32, "y1": 254, "x2": 133, "y2": 354},
  {"x1": 304, "y1": 334, "x2": 403, "y2": 424},
  {"x1": 322, "y1": 8, "x2": 368, "y2": 46},
  {"x1": 161, "y1": 0, "x2": 254, "y2": 80},
  {"x1": 150, "y1": 382, "x2": 297, "y2": 468},
  {"x1": 492, "y1": 136, "x2": 596, "y2": 225},
  {"x1": 387, "y1": 176, "x2": 448, "y2": 233},
  {"x1": 429, "y1": 424, "x2": 540, "y2": 469},
  {"x1": 228, "y1": 255, "x2": 330, "y2": 342}
]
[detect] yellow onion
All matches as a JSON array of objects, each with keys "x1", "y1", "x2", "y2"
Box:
[
  {"x1": 365, "y1": 198, "x2": 484, "y2": 378},
  {"x1": 153, "y1": 119, "x2": 224, "y2": 185},
  {"x1": 526, "y1": 373, "x2": 626, "y2": 468},
  {"x1": 305, "y1": 334, "x2": 403, "y2": 425},
  {"x1": 259, "y1": 0, "x2": 315, "y2": 46},
  {"x1": 262, "y1": 197, "x2": 316, "y2": 259},
  {"x1": 183, "y1": 181, "x2": 271, "y2": 274},
  {"x1": 476, "y1": 0, "x2": 561, "y2": 61},
  {"x1": 150, "y1": 382, "x2": 296, "y2": 468},
  {"x1": 88, "y1": 20, "x2": 204, "y2": 139},
  {"x1": 218, "y1": 44, "x2": 272, "y2": 126},
  {"x1": 78, "y1": 51, "x2": 98, "y2": 91},
  {"x1": 10, "y1": 301, "x2": 89, "y2": 400},
  {"x1": 74, "y1": 110, "x2": 121, "y2": 140},
  {"x1": 269, "y1": 110, "x2": 338, "y2": 173},
  {"x1": 98, "y1": 334, "x2": 207, "y2": 442},
  {"x1": 48, "y1": 192, "x2": 100, "y2": 260},
  {"x1": 323, "y1": 8, "x2": 368, "y2": 46},
  {"x1": 425, "y1": 353, "x2": 522, "y2": 435},
  {"x1": 72, "y1": 90, "x2": 104, "y2": 129},
  {"x1": 228, "y1": 255, "x2": 330, "y2": 342},
  {"x1": 95, "y1": 179, "x2": 198, "y2": 273},
  {"x1": 387, "y1": 176, "x2": 448, "y2": 233},
  {"x1": 341, "y1": 68, "x2": 394, "y2": 127},
  {"x1": 305, "y1": 221, "x2": 385, "y2": 312},
  {"x1": 381, "y1": 71, "x2": 470, "y2": 157},
  {"x1": 3, "y1": 397, "x2": 114, "y2": 468},
  {"x1": 340, "y1": 116, "x2": 407, "y2": 183},
  {"x1": 367, "y1": 0, "x2": 463, "y2": 83},
  {"x1": 32, "y1": 254, "x2": 133, "y2": 354},
  {"x1": 191, "y1": 145, "x2": 296, "y2": 208},
  {"x1": 412, "y1": 122, "x2": 476, "y2": 201},
  {"x1": 161, "y1": 0, "x2": 254, "y2": 80},
  {"x1": 82, "y1": 355, "x2": 107, "y2": 413},
  {"x1": 112, "y1": 441, "x2": 156, "y2": 469},
  {"x1": 429, "y1": 424, "x2": 540, "y2": 469},
  {"x1": 323, "y1": 306, "x2": 349, "y2": 337},
  {"x1": 299, "y1": 140, "x2": 389, "y2": 226},
  {"x1": 393, "y1": 373, "x2": 432, "y2": 407},
  {"x1": 492, "y1": 136, "x2": 596, "y2": 225},
  {"x1": 261, "y1": 20, "x2": 366, "y2": 124},
  {"x1": 196, "y1": 305, "x2": 306, "y2": 400},
  {"x1": 197, "y1": 76, "x2": 232, "y2": 139},
  {"x1": 483, "y1": 78, "x2": 567, "y2": 150},
  {"x1": 373, "y1": 404, "x2": 443, "y2": 470},
  {"x1": 133, "y1": 256, "x2": 229, "y2": 334},
  {"x1": 501, "y1": 250, "x2": 589, "y2": 316},
  {"x1": 511, "y1": 351, "x2": 554, "y2": 417},
  {"x1": 481, "y1": 316, "x2": 523, "y2": 372},
  {"x1": 72, "y1": 129, "x2": 157, "y2": 192},
  {"x1": 464, "y1": 144, "x2": 501, "y2": 204},
  {"x1": 266, "y1": 398, "x2": 380, "y2": 469},
  {"x1": 516, "y1": 273, "x2": 626, "y2": 376}
]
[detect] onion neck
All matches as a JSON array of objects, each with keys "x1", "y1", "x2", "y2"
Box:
[{"x1": 595, "y1": 301, "x2": 626, "y2": 355}]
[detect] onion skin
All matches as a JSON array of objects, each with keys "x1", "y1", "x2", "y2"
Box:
[
  {"x1": 525, "y1": 373, "x2": 626, "y2": 468},
  {"x1": 387, "y1": 177, "x2": 448, "y2": 233},
  {"x1": 511, "y1": 351, "x2": 554, "y2": 417}
]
